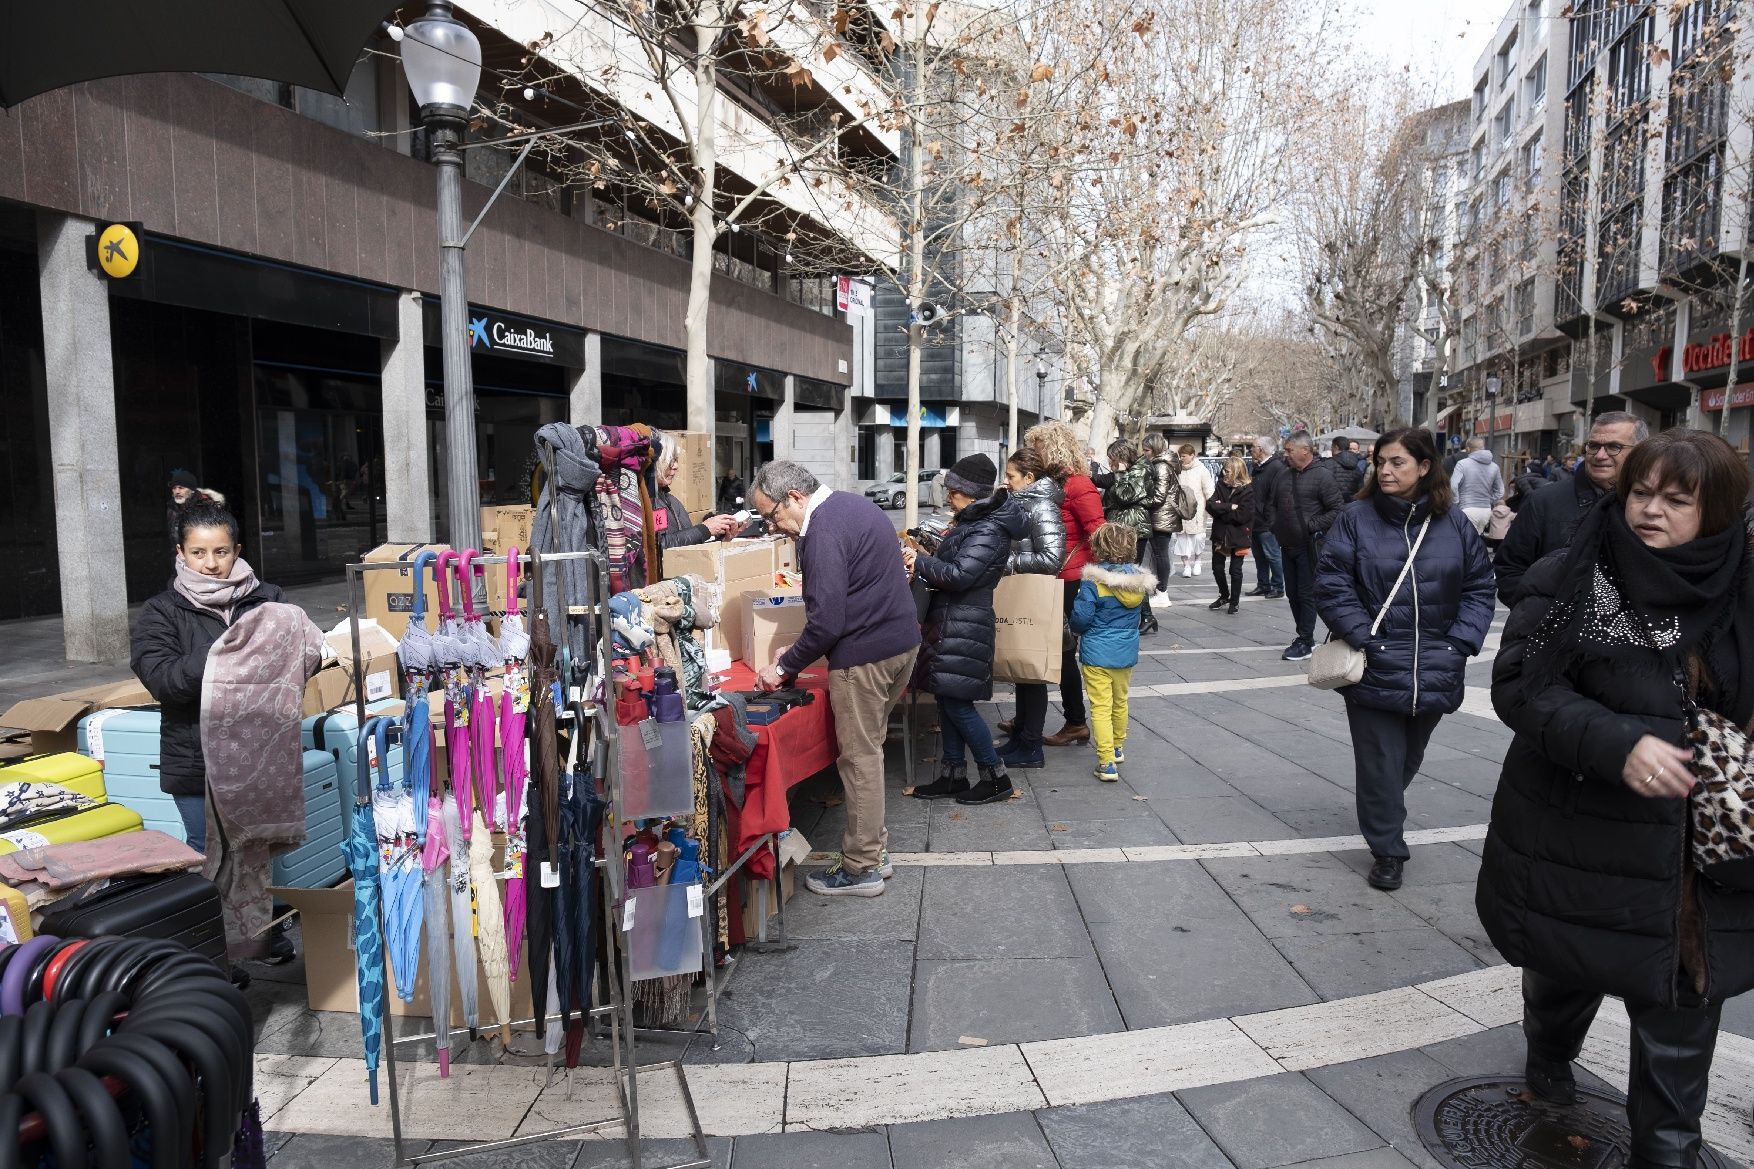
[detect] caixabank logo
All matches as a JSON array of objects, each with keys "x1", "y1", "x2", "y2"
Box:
[{"x1": 468, "y1": 314, "x2": 555, "y2": 356}]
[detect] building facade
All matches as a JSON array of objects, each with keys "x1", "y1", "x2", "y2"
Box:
[
  {"x1": 0, "y1": 1, "x2": 899, "y2": 654},
  {"x1": 1390, "y1": 100, "x2": 1470, "y2": 432}
]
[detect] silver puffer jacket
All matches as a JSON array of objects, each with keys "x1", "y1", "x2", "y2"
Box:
[{"x1": 1008, "y1": 476, "x2": 1066, "y2": 575}]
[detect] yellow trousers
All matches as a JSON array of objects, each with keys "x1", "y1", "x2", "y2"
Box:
[{"x1": 1080, "y1": 664, "x2": 1133, "y2": 765}]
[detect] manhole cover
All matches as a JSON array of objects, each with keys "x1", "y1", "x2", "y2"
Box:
[{"x1": 1413, "y1": 1076, "x2": 1732, "y2": 1169}]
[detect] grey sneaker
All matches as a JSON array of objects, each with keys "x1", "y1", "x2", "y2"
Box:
[
  {"x1": 805, "y1": 865, "x2": 885, "y2": 897},
  {"x1": 825, "y1": 849, "x2": 894, "y2": 879}
]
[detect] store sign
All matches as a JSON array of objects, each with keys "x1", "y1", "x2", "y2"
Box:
[
  {"x1": 837, "y1": 276, "x2": 872, "y2": 314},
  {"x1": 425, "y1": 301, "x2": 583, "y2": 365},
  {"x1": 86, "y1": 222, "x2": 144, "y2": 280},
  {"x1": 470, "y1": 315, "x2": 556, "y2": 358},
  {"x1": 1650, "y1": 326, "x2": 1754, "y2": 382},
  {"x1": 1471, "y1": 411, "x2": 1514, "y2": 436},
  {"x1": 1702, "y1": 384, "x2": 1754, "y2": 412}
]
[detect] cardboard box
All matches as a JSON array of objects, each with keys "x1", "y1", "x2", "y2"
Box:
[
  {"x1": 740, "y1": 830, "x2": 809, "y2": 939},
  {"x1": 664, "y1": 539, "x2": 790, "y2": 662},
  {"x1": 481, "y1": 505, "x2": 534, "y2": 555},
  {"x1": 275, "y1": 879, "x2": 533, "y2": 1020},
  {"x1": 361, "y1": 543, "x2": 450, "y2": 640},
  {"x1": 743, "y1": 589, "x2": 811, "y2": 672},
  {"x1": 0, "y1": 679, "x2": 155, "y2": 755},
  {"x1": 672, "y1": 432, "x2": 714, "y2": 515},
  {"x1": 302, "y1": 652, "x2": 402, "y2": 717}
]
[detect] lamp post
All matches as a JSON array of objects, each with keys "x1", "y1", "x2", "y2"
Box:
[
  {"x1": 1034, "y1": 356, "x2": 1048, "y2": 431},
  {"x1": 402, "y1": 2, "x2": 484, "y2": 552},
  {"x1": 1484, "y1": 374, "x2": 1501, "y2": 458}
]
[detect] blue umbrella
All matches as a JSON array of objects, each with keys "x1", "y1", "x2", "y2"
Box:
[
  {"x1": 401, "y1": 549, "x2": 438, "y2": 849},
  {"x1": 374, "y1": 717, "x2": 424, "y2": 1003},
  {"x1": 344, "y1": 716, "x2": 388, "y2": 1105}
]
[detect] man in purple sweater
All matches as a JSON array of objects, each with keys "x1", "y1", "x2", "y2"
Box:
[{"x1": 751, "y1": 461, "x2": 921, "y2": 897}]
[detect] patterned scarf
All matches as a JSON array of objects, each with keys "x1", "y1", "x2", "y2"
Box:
[{"x1": 174, "y1": 556, "x2": 261, "y2": 624}]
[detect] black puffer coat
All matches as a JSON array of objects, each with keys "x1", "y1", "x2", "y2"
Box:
[
  {"x1": 1477, "y1": 550, "x2": 1754, "y2": 1008},
  {"x1": 1269, "y1": 458, "x2": 1346, "y2": 548},
  {"x1": 1493, "y1": 473, "x2": 1608, "y2": 606},
  {"x1": 130, "y1": 582, "x2": 286, "y2": 796},
  {"x1": 1205, "y1": 480, "x2": 1254, "y2": 551},
  {"x1": 1314, "y1": 494, "x2": 1495, "y2": 715},
  {"x1": 913, "y1": 491, "x2": 1029, "y2": 700}
]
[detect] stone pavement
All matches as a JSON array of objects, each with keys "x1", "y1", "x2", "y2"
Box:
[{"x1": 66, "y1": 564, "x2": 1754, "y2": 1168}]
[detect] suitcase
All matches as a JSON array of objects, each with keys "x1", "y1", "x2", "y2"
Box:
[
  {"x1": 0, "y1": 804, "x2": 142, "y2": 854},
  {"x1": 76, "y1": 709, "x2": 186, "y2": 842},
  {"x1": 269, "y1": 750, "x2": 348, "y2": 889},
  {"x1": 0, "y1": 752, "x2": 107, "y2": 803},
  {"x1": 302, "y1": 702, "x2": 405, "y2": 835},
  {"x1": 39, "y1": 872, "x2": 226, "y2": 965}
]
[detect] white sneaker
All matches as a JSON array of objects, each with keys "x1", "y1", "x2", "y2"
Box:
[
  {"x1": 1181, "y1": 563, "x2": 1192, "y2": 578},
  {"x1": 1150, "y1": 593, "x2": 1173, "y2": 608},
  {"x1": 1192, "y1": 560, "x2": 1204, "y2": 576}
]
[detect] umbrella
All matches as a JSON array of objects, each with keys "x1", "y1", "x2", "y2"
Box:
[
  {"x1": 460, "y1": 550, "x2": 502, "y2": 831},
  {"x1": 557, "y1": 757, "x2": 606, "y2": 1069},
  {"x1": 420, "y1": 794, "x2": 453, "y2": 1076},
  {"x1": 498, "y1": 548, "x2": 532, "y2": 982},
  {"x1": 433, "y1": 551, "x2": 476, "y2": 834},
  {"x1": 440, "y1": 794, "x2": 480, "y2": 1041},
  {"x1": 373, "y1": 717, "x2": 424, "y2": 1003},
  {"x1": 0, "y1": 3, "x2": 391, "y2": 110},
  {"x1": 400, "y1": 549, "x2": 440, "y2": 850},
  {"x1": 343, "y1": 716, "x2": 388, "y2": 1106},
  {"x1": 524, "y1": 547, "x2": 561, "y2": 1041}
]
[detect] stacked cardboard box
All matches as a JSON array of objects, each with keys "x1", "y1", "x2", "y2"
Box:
[{"x1": 663, "y1": 537, "x2": 796, "y2": 663}]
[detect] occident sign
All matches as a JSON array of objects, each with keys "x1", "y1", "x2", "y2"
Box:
[{"x1": 1651, "y1": 326, "x2": 1754, "y2": 381}]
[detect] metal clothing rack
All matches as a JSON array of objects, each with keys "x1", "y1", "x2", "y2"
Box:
[{"x1": 340, "y1": 550, "x2": 713, "y2": 1169}]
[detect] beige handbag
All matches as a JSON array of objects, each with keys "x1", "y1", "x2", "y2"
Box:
[{"x1": 1307, "y1": 517, "x2": 1429, "y2": 691}]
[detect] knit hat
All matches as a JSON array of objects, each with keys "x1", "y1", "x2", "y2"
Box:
[
  {"x1": 943, "y1": 454, "x2": 998, "y2": 500},
  {"x1": 169, "y1": 469, "x2": 199, "y2": 490}
]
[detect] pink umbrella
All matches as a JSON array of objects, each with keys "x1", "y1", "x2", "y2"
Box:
[
  {"x1": 498, "y1": 549, "x2": 532, "y2": 980},
  {"x1": 461, "y1": 551, "x2": 501, "y2": 832},
  {"x1": 434, "y1": 550, "x2": 475, "y2": 836},
  {"x1": 419, "y1": 793, "x2": 453, "y2": 1076}
]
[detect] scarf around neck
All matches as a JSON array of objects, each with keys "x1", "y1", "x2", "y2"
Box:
[
  {"x1": 1525, "y1": 495, "x2": 1753, "y2": 724},
  {"x1": 174, "y1": 556, "x2": 260, "y2": 624}
]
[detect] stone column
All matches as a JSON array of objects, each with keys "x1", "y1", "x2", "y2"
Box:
[
  {"x1": 38, "y1": 215, "x2": 130, "y2": 663},
  {"x1": 832, "y1": 392, "x2": 855, "y2": 490},
  {"x1": 381, "y1": 292, "x2": 432, "y2": 543},
  {"x1": 571, "y1": 332, "x2": 602, "y2": 427},
  {"x1": 773, "y1": 375, "x2": 796, "y2": 460}
]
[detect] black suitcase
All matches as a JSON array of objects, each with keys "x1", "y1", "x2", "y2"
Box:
[{"x1": 40, "y1": 873, "x2": 227, "y2": 965}]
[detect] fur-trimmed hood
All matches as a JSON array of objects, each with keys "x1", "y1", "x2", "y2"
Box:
[{"x1": 1081, "y1": 563, "x2": 1158, "y2": 606}]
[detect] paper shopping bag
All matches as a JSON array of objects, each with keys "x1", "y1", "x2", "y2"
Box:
[{"x1": 991, "y1": 574, "x2": 1064, "y2": 684}]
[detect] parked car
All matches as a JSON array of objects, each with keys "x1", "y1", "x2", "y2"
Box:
[{"x1": 864, "y1": 469, "x2": 941, "y2": 509}]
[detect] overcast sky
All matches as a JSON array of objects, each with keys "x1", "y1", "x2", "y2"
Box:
[{"x1": 1343, "y1": 0, "x2": 1515, "y2": 100}]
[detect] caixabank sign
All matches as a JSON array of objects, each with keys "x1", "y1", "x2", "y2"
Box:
[{"x1": 421, "y1": 300, "x2": 584, "y2": 367}]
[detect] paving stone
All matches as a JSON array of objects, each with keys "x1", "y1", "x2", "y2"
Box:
[
  {"x1": 888, "y1": 1111, "x2": 1057, "y2": 1169},
  {"x1": 1270, "y1": 928, "x2": 1483, "y2": 999},
  {"x1": 1303, "y1": 1049, "x2": 1462, "y2": 1169},
  {"x1": 1037, "y1": 1092, "x2": 1237, "y2": 1169},
  {"x1": 927, "y1": 799, "x2": 1054, "y2": 853},
  {"x1": 267, "y1": 1134, "x2": 422, "y2": 1168},
  {"x1": 1202, "y1": 853, "x2": 1433, "y2": 939},
  {"x1": 1065, "y1": 855, "x2": 1236, "y2": 925},
  {"x1": 1176, "y1": 1072, "x2": 1383, "y2": 1169},
  {"x1": 574, "y1": 1137, "x2": 732, "y2": 1169},
  {"x1": 1089, "y1": 919, "x2": 1318, "y2": 1028},
  {"x1": 1271, "y1": 807, "x2": 1368, "y2": 839},
  {"x1": 782, "y1": 866, "x2": 923, "y2": 942},
  {"x1": 917, "y1": 865, "x2": 1092, "y2": 961},
  {"x1": 1402, "y1": 780, "x2": 1494, "y2": 829},
  {"x1": 1386, "y1": 882, "x2": 1502, "y2": 964},
  {"x1": 1026, "y1": 1017, "x2": 1281, "y2": 1107},
  {"x1": 1416, "y1": 1021, "x2": 1621, "y2": 1095},
  {"x1": 1034, "y1": 781, "x2": 1161, "y2": 822},
  {"x1": 787, "y1": 1045, "x2": 1046, "y2": 1130},
  {"x1": 1292, "y1": 1151, "x2": 1420, "y2": 1169},
  {"x1": 1046, "y1": 817, "x2": 1178, "y2": 850},
  {"x1": 715, "y1": 938, "x2": 913, "y2": 1061},
  {"x1": 1207, "y1": 761, "x2": 1346, "y2": 812},
  {"x1": 731, "y1": 1131, "x2": 892, "y2": 1169},
  {"x1": 909, "y1": 957, "x2": 1123, "y2": 1051},
  {"x1": 1331, "y1": 843, "x2": 1482, "y2": 885},
  {"x1": 1153, "y1": 796, "x2": 1300, "y2": 844},
  {"x1": 420, "y1": 1138, "x2": 582, "y2": 1167},
  {"x1": 1235, "y1": 985, "x2": 1478, "y2": 1071}
]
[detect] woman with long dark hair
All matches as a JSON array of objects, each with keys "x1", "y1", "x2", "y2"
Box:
[
  {"x1": 1314, "y1": 427, "x2": 1495, "y2": 892},
  {"x1": 1479, "y1": 429, "x2": 1754, "y2": 1167}
]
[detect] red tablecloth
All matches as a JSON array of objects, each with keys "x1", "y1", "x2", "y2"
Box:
[{"x1": 719, "y1": 662, "x2": 836, "y2": 882}]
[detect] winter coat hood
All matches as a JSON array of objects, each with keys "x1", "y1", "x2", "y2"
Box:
[
  {"x1": 1468, "y1": 449, "x2": 1495, "y2": 464},
  {"x1": 1081, "y1": 563, "x2": 1158, "y2": 607},
  {"x1": 1069, "y1": 562, "x2": 1154, "y2": 668}
]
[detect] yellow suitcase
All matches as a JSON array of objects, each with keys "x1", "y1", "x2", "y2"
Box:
[
  {"x1": 0, "y1": 753, "x2": 106, "y2": 803},
  {"x1": 0, "y1": 804, "x2": 143, "y2": 855}
]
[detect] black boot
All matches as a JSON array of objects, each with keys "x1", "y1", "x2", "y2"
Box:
[
  {"x1": 956, "y1": 763, "x2": 1014, "y2": 805},
  {"x1": 1624, "y1": 991, "x2": 1723, "y2": 1167},
  {"x1": 1522, "y1": 969, "x2": 1604, "y2": 1107},
  {"x1": 1139, "y1": 607, "x2": 1159, "y2": 635},
  {"x1": 910, "y1": 763, "x2": 969, "y2": 800},
  {"x1": 1228, "y1": 559, "x2": 1243, "y2": 614}
]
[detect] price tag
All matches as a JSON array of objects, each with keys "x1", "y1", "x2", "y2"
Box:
[
  {"x1": 638, "y1": 720, "x2": 661, "y2": 750},
  {"x1": 1, "y1": 831, "x2": 47, "y2": 852},
  {"x1": 540, "y1": 862, "x2": 561, "y2": 889},
  {"x1": 622, "y1": 899, "x2": 636, "y2": 932},
  {"x1": 686, "y1": 884, "x2": 704, "y2": 919},
  {"x1": 366, "y1": 736, "x2": 380, "y2": 772}
]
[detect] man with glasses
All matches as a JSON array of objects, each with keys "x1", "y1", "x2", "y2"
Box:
[
  {"x1": 750, "y1": 461, "x2": 920, "y2": 898},
  {"x1": 1494, "y1": 410, "x2": 1649, "y2": 604}
]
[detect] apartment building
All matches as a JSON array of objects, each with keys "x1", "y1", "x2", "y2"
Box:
[
  {"x1": 0, "y1": 0, "x2": 900, "y2": 654},
  {"x1": 1448, "y1": 0, "x2": 1574, "y2": 458},
  {"x1": 1389, "y1": 100, "x2": 1470, "y2": 433}
]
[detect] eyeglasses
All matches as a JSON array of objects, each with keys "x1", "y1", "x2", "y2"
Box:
[
  {"x1": 1584, "y1": 441, "x2": 1630, "y2": 457},
  {"x1": 760, "y1": 496, "x2": 786, "y2": 525}
]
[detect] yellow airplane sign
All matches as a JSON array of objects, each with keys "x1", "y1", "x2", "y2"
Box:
[{"x1": 95, "y1": 224, "x2": 139, "y2": 279}]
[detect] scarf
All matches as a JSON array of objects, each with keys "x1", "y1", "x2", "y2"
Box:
[
  {"x1": 1525, "y1": 496, "x2": 1754, "y2": 725},
  {"x1": 532, "y1": 423, "x2": 602, "y2": 663},
  {"x1": 174, "y1": 557, "x2": 260, "y2": 624}
]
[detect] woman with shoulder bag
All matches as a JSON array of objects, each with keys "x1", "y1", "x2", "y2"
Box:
[
  {"x1": 1205, "y1": 456, "x2": 1255, "y2": 615},
  {"x1": 1313, "y1": 427, "x2": 1495, "y2": 892},
  {"x1": 1478, "y1": 429, "x2": 1754, "y2": 1169},
  {"x1": 993, "y1": 449, "x2": 1065, "y2": 768}
]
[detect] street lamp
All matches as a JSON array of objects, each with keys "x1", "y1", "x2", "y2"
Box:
[
  {"x1": 1484, "y1": 374, "x2": 1501, "y2": 457},
  {"x1": 1028, "y1": 356, "x2": 1046, "y2": 438},
  {"x1": 403, "y1": 1, "x2": 484, "y2": 552}
]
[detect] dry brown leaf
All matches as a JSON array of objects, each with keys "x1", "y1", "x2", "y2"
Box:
[
  {"x1": 1567, "y1": 1137, "x2": 1591, "y2": 1150},
  {"x1": 948, "y1": 811, "x2": 965, "y2": 821},
  {"x1": 824, "y1": 41, "x2": 841, "y2": 64},
  {"x1": 1290, "y1": 904, "x2": 1313, "y2": 915},
  {"x1": 1030, "y1": 62, "x2": 1054, "y2": 83},
  {"x1": 1050, "y1": 823, "x2": 1069, "y2": 832}
]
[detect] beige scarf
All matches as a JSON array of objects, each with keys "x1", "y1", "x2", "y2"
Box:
[{"x1": 173, "y1": 556, "x2": 260, "y2": 625}]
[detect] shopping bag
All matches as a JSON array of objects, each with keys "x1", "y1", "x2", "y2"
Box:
[{"x1": 991, "y1": 574, "x2": 1064, "y2": 684}]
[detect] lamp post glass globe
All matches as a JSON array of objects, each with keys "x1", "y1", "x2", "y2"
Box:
[{"x1": 402, "y1": 4, "x2": 482, "y2": 115}]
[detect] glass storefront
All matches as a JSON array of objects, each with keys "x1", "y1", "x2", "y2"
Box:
[{"x1": 0, "y1": 235, "x2": 56, "y2": 619}]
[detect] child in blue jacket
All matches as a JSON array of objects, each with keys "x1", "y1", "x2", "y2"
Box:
[{"x1": 1069, "y1": 522, "x2": 1157, "y2": 780}]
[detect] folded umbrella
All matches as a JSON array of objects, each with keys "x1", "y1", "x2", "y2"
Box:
[
  {"x1": 372, "y1": 717, "x2": 424, "y2": 1003},
  {"x1": 440, "y1": 794, "x2": 480, "y2": 1040},
  {"x1": 420, "y1": 794, "x2": 453, "y2": 1076},
  {"x1": 461, "y1": 551, "x2": 502, "y2": 831},
  {"x1": 400, "y1": 550, "x2": 439, "y2": 849},
  {"x1": 343, "y1": 717, "x2": 388, "y2": 1105},
  {"x1": 558, "y1": 766, "x2": 606, "y2": 1068},
  {"x1": 498, "y1": 548, "x2": 532, "y2": 981},
  {"x1": 434, "y1": 551, "x2": 475, "y2": 835},
  {"x1": 524, "y1": 548, "x2": 561, "y2": 1039}
]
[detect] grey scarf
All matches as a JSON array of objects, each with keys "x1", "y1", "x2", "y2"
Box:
[
  {"x1": 174, "y1": 557, "x2": 260, "y2": 625},
  {"x1": 532, "y1": 423, "x2": 602, "y2": 662}
]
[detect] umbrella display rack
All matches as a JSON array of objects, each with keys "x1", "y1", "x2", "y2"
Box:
[{"x1": 340, "y1": 550, "x2": 716, "y2": 1169}]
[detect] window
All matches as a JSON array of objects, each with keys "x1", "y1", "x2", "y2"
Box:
[
  {"x1": 1495, "y1": 99, "x2": 1517, "y2": 148},
  {"x1": 1498, "y1": 32, "x2": 1521, "y2": 91},
  {"x1": 1523, "y1": 132, "x2": 1544, "y2": 181},
  {"x1": 1473, "y1": 76, "x2": 1490, "y2": 122},
  {"x1": 1525, "y1": 54, "x2": 1548, "y2": 109},
  {"x1": 1528, "y1": 0, "x2": 1546, "y2": 20},
  {"x1": 1497, "y1": 171, "x2": 1515, "y2": 208},
  {"x1": 1471, "y1": 141, "x2": 1486, "y2": 181},
  {"x1": 1516, "y1": 279, "x2": 1536, "y2": 338}
]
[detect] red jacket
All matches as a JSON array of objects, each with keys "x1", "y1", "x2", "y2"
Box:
[{"x1": 1059, "y1": 475, "x2": 1106, "y2": 580}]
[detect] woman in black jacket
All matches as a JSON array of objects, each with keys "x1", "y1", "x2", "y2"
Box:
[
  {"x1": 1314, "y1": 428, "x2": 1495, "y2": 893},
  {"x1": 1205, "y1": 455, "x2": 1255, "y2": 615},
  {"x1": 903, "y1": 455, "x2": 1027, "y2": 806},
  {"x1": 652, "y1": 431, "x2": 738, "y2": 570},
  {"x1": 130, "y1": 501, "x2": 293, "y2": 965},
  {"x1": 995, "y1": 449, "x2": 1065, "y2": 769},
  {"x1": 1478, "y1": 430, "x2": 1754, "y2": 1168}
]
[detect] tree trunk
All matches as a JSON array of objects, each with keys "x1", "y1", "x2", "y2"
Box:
[
  {"x1": 685, "y1": 20, "x2": 719, "y2": 444},
  {"x1": 902, "y1": 0, "x2": 929, "y2": 530},
  {"x1": 1720, "y1": 249, "x2": 1748, "y2": 437},
  {"x1": 1005, "y1": 296, "x2": 1021, "y2": 451}
]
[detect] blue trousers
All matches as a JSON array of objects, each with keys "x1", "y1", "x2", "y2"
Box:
[
  {"x1": 175, "y1": 793, "x2": 207, "y2": 855},
  {"x1": 938, "y1": 696, "x2": 1000, "y2": 769},
  {"x1": 1252, "y1": 529, "x2": 1284, "y2": 592}
]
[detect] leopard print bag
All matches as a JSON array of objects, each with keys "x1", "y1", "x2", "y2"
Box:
[{"x1": 1682, "y1": 702, "x2": 1754, "y2": 891}]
